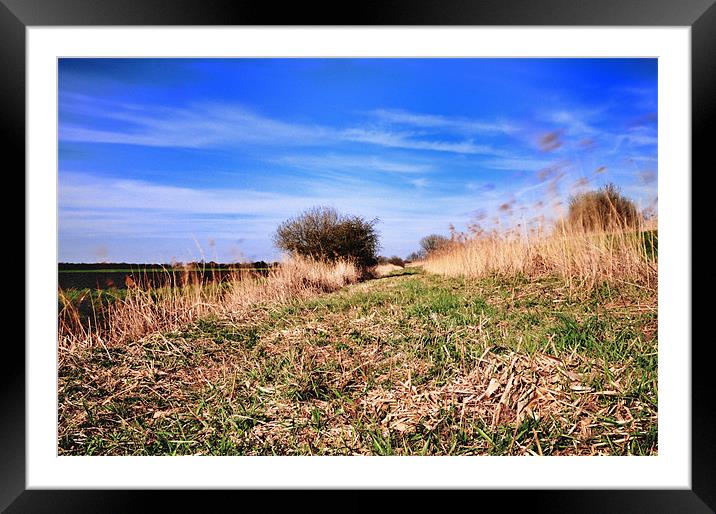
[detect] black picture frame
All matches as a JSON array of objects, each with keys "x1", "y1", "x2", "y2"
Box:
[{"x1": 6, "y1": 0, "x2": 712, "y2": 511}]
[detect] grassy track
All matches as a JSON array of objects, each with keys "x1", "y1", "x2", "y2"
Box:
[{"x1": 59, "y1": 268, "x2": 656, "y2": 456}]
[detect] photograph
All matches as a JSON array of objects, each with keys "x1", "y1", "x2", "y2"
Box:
[{"x1": 57, "y1": 57, "x2": 659, "y2": 457}]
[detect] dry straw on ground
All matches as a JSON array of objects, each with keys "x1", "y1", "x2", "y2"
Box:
[{"x1": 362, "y1": 349, "x2": 653, "y2": 455}]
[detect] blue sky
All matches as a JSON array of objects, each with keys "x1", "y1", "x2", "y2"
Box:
[{"x1": 58, "y1": 58, "x2": 657, "y2": 263}]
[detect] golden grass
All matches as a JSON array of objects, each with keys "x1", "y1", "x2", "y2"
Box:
[
  {"x1": 420, "y1": 223, "x2": 657, "y2": 293},
  {"x1": 58, "y1": 256, "x2": 359, "y2": 354},
  {"x1": 373, "y1": 263, "x2": 404, "y2": 277}
]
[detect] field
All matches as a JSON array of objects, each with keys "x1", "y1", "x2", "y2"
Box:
[
  {"x1": 58, "y1": 264, "x2": 272, "y2": 290},
  {"x1": 58, "y1": 252, "x2": 657, "y2": 456}
]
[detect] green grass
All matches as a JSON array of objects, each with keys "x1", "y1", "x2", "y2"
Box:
[
  {"x1": 58, "y1": 288, "x2": 128, "y2": 322},
  {"x1": 59, "y1": 268, "x2": 657, "y2": 456}
]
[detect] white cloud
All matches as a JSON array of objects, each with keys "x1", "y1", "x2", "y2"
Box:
[
  {"x1": 60, "y1": 101, "x2": 330, "y2": 149},
  {"x1": 481, "y1": 157, "x2": 562, "y2": 172},
  {"x1": 341, "y1": 128, "x2": 501, "y2": 155},
  {"x1": 61, "y1": 94, "x2": 508, "y2": 156},
  {"x1": 277, "y1": 154, "x2": 433, "y2": 174},
  {"x1": 369, "y1": 108, "x2": 518, "y2": 135}
]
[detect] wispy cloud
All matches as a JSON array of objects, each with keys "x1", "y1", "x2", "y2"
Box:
[
  {"x1": 546, "y1": 110, "x2": 601, "y2": 136},
  {"x1": 341, "y1": 128, "x2": 501, "y2": 155},
  {"x1": 61, "y1": 95, "x2": 507, "y2": 156},
  {"x1": 369, "y1": 108, "x2": 518, "y2": 135},
  {"x1": 60, "y1": 99, "x2": 330, "y2": 149},
  {"x1": 481, "y1": 157, "x2": 564, "y2": 172},
  {"x1": 59, "y1": 172, "x2": 318, "y2": 216},
  {"x1": 409, "y1": 178, "x2": 428, "y2": 188},
  {"x1": 277, "y1": 154, "x2": 433, "y2": 174}
]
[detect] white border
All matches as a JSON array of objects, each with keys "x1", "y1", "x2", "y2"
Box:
[{"x1": 27, "y1": 27, "x2": 691, "y2": 489}]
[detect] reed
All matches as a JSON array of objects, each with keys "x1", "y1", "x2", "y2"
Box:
[
  {"x1": 420, "y1": 221, "x2": 657, "y2": 293},
  {"x1": 58, "y1": 256, "x2": 359, "y2": 354}
]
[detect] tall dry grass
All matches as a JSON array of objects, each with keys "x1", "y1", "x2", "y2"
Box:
[
  {"x1": 420, "y1": 181, "x2": 657, "y2": 291},
  {"x1": 420, "y1": 221, "x2": 657, "y2": 293},
  {"x1": 58, "y1": 256, "x2": 359, "y2": 353}
]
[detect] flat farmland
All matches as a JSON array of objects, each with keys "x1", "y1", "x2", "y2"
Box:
[{"x1": 58, "y1": 266, "x2": 271, "y2": 291}]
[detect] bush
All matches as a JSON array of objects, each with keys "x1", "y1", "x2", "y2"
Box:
[
  {"x1": 419, "y1": 234, "x2": 451, "y2": 256},
  {"x1": 274, "y1": 206, "x2": 379, "y2": 269},
  {"x1": 566, "y1": 183, "x2": 640, "y2": 232},
  {"x1": 406, "y1": 251, "x2": 425, "y2": 262},
  {"x1": 378, "y1": 255, "x2": 405, "y2": 266},
  {"x1": 387, "y1": 256, "x2": 405, "y2": 267}
]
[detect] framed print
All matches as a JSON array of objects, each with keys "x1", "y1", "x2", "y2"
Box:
[{"x1": 6, "y1": 0, "x2": 713, "y2": 511}]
